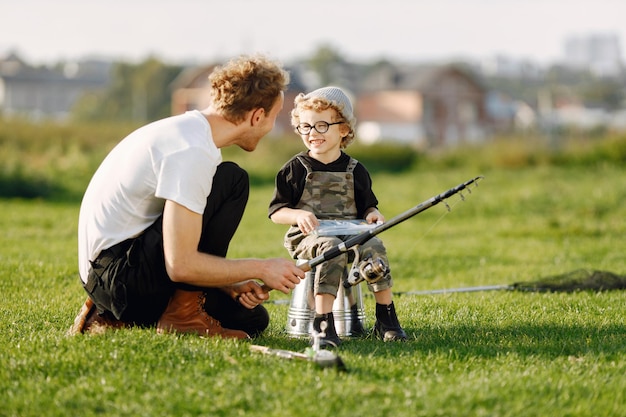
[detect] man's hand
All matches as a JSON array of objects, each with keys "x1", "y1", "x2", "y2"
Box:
[
  {"x1": 228, "y1": 281, "x2": 269, "y2": 309},
  {"x1": 260, "y1": 258, "x2": 305, "y2": 294},
  {"x1": 231, "y1": 257, "x2": 305, "y2": 306}
]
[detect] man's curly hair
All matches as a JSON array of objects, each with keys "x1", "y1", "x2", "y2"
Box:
[{"x1": 209, "y1": 55, "x2": 290, "y2": 123}]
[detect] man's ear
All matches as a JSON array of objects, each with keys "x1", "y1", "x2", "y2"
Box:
[{"x1": 250, "y1": 108, "x2": 265, "y2": 126}]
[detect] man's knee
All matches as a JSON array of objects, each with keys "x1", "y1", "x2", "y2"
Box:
[
  {"x1": 216, "y1": 161, "x2": 249, "y2": 189},
  {"x1": 205, "y1": 162, "x2": 250, "y2": 214}
]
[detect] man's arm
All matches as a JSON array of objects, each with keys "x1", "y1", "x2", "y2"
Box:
[{"x1": 162, "y1": 200, "x2": 304, "y2": 293}]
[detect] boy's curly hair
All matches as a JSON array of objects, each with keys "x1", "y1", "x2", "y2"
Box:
[{"x1": 209, "y1": 55, "x2": 290, "y2": 124}]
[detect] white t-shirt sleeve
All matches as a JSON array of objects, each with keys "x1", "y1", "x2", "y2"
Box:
[{"x1": 154, "y1": 146, "x2": 219, "y2": 214}]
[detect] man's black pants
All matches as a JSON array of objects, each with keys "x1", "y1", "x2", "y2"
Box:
[{"x1": 83, "y1": 162, "x2": 269, "y2": 336}]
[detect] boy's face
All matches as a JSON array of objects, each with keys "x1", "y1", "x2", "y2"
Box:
[{"x1": 297, "y1": 108, "x2": 347, "y2": 163}]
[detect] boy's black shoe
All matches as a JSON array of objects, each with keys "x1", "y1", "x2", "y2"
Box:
[
  {"x1": 312, "y1": 312, "x2": 342, "y2": 348},
  {"x1": 349, "y1": 304, "x2": 367, "y2": 337},
  {"x1": 374, "y1": 302, "x2": 407, "y2": 342}
]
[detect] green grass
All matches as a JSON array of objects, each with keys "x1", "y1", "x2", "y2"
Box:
[{"x1": 1, "y1": 163, "x2": 625, "y2": 416}]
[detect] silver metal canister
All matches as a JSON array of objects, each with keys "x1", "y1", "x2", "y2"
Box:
[{"x1": 286, "y1": 267, "x2": 365, "y2": 337}]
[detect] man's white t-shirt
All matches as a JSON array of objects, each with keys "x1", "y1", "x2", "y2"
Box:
[{"x1": 78, "y1": 110, "x2": 222, "y2": 283}]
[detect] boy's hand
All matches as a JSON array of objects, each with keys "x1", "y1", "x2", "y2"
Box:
[
  {"x1": 365, "y1": 209, "x2": 385, "y2": 224},
  {"x1": 295, "y1": 210, "x2": 319, "y2": 235}
]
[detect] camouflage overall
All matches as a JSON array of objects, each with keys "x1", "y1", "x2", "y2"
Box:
[{"x1": 284, "y1": 155, "x2": 393, "y2": 296}]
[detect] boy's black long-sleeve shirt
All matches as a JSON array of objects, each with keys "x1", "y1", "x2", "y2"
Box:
[{"x1": 268, "y1": 151, "x2": 379, "y2": 220}]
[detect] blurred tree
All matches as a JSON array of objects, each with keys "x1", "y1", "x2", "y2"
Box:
[
  {"x1": 479, "y1": 63, "x2": 626, "y2": 110},
  {"x1": 306, "y1": 44, "x2": 347, "y2": 86},
  {"x1": 544, "y1": 66, "x2": 625, "y2": 110},
  {"x1": 578, "y1": 79, "x2": 624, "y2": 111},
  {"x1": 71, "y1": 57, "x2": 182, "y2": 122}
]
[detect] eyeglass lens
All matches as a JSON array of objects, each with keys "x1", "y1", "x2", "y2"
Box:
[{"x1": 297, "y1": 121, "x2": 331, "y2": 134}]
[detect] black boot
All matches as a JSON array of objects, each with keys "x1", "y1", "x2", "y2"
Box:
[
  {"x1": 312, "y1": 312, "x2": 342, "y2": 348},
  {"x1": 349, "y1": 304, "x2": 367, "y2": 337},
  {"x1": 374, "y1": 302, "x2": 407, "y2": 341}
]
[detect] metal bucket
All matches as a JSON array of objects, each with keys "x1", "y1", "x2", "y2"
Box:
[{"x1": 286, "y1": 267, "x2": 365, "y2": 337}]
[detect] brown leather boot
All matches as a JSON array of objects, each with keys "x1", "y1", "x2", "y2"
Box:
[
  {"x1": 67, "y1": 297, "x2": 129, "y2": 335},
  {"x1": 68, "y1": 297, "x2": 95, "y2": 336},
  {"x1": 156, "y1": 290, "x2": 250, "y2": 339}
]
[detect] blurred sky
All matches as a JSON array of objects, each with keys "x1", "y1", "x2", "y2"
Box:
[{"x1": 1, "y1": 0, "x2": 624, "y2": 65}]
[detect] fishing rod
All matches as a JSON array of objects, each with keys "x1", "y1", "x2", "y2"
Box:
[
  {"x1": 250, "y1": 321, "x2": 348, "y2": 371},
  {"x1": 249, "y1": 345, "x2": 346, "y2": 371},
  {"x1": 261, "y1": 175, "x2": 484, "y2": 292}
]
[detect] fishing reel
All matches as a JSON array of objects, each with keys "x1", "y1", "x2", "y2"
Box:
[{"x1": 344, "y1": 249, "x2": 389, "y2": 287}]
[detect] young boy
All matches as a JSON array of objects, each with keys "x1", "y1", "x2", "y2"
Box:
[{"x1": 268, "y1": 86, "x2": 407, "y2": 347}]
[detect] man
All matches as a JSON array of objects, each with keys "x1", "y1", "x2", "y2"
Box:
[{"x1": 69, "y1": 55, "x2": 305, "y2": 339}]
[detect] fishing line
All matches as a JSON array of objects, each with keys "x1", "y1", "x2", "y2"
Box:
[{"x1": 402, "y1": 190, "x2": 470, "y2": 253}]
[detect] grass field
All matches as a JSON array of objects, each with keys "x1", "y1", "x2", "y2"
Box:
[{"x1": 1, "y1": 161, "x2": 625, "y2": 416}]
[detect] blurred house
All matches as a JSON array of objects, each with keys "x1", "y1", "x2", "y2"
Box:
[
  {"x1": 356, "y1": 90, "x2": 425, "y2": 146},
  {"x1": 168, "y1": 49, "x2": 626, "y2": 144},
  {"x1": 169, "y1": 64, "x2": 217, "y2": 115},
  {"x1": 0, "y1": 52, "x2": 110, "y2": 120},
  {"x1": 553, "y1": 105, "x2": 609, "y2": 129},
  {"x1": 355, "y1": 64, "x2": 490, "y2": 147},
  {"x1": 536, "y1": 89, "x2": 613, "y2": 132},
  {"x1": 170, "y1": 62, "x2": 490, "y2": 147},
  {"x1": 486, "y1": 91, "x2": 536, "y2": 132}
]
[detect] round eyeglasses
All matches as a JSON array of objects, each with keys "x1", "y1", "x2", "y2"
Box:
[{"x1": 296, "y1": 121, "x2": 344, "y2": 135}]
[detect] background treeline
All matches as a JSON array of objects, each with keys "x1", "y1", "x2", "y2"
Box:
[
  {"x1": 70, "y1": 58, "x2": 183, "y2": 123},
  {"x1": 2, "y1": 117, "x2": 625, "y2": 201},
  {"x1": 63, "y1": 47, "x2": 626, "y2": 124},
  {"x1": 3, "y1": 48, "x2": 625, "y2": 201}
]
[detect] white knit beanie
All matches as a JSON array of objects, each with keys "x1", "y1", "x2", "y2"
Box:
[{"x1": 304, "y1": 86, "x2": 354, "y2": 122}]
